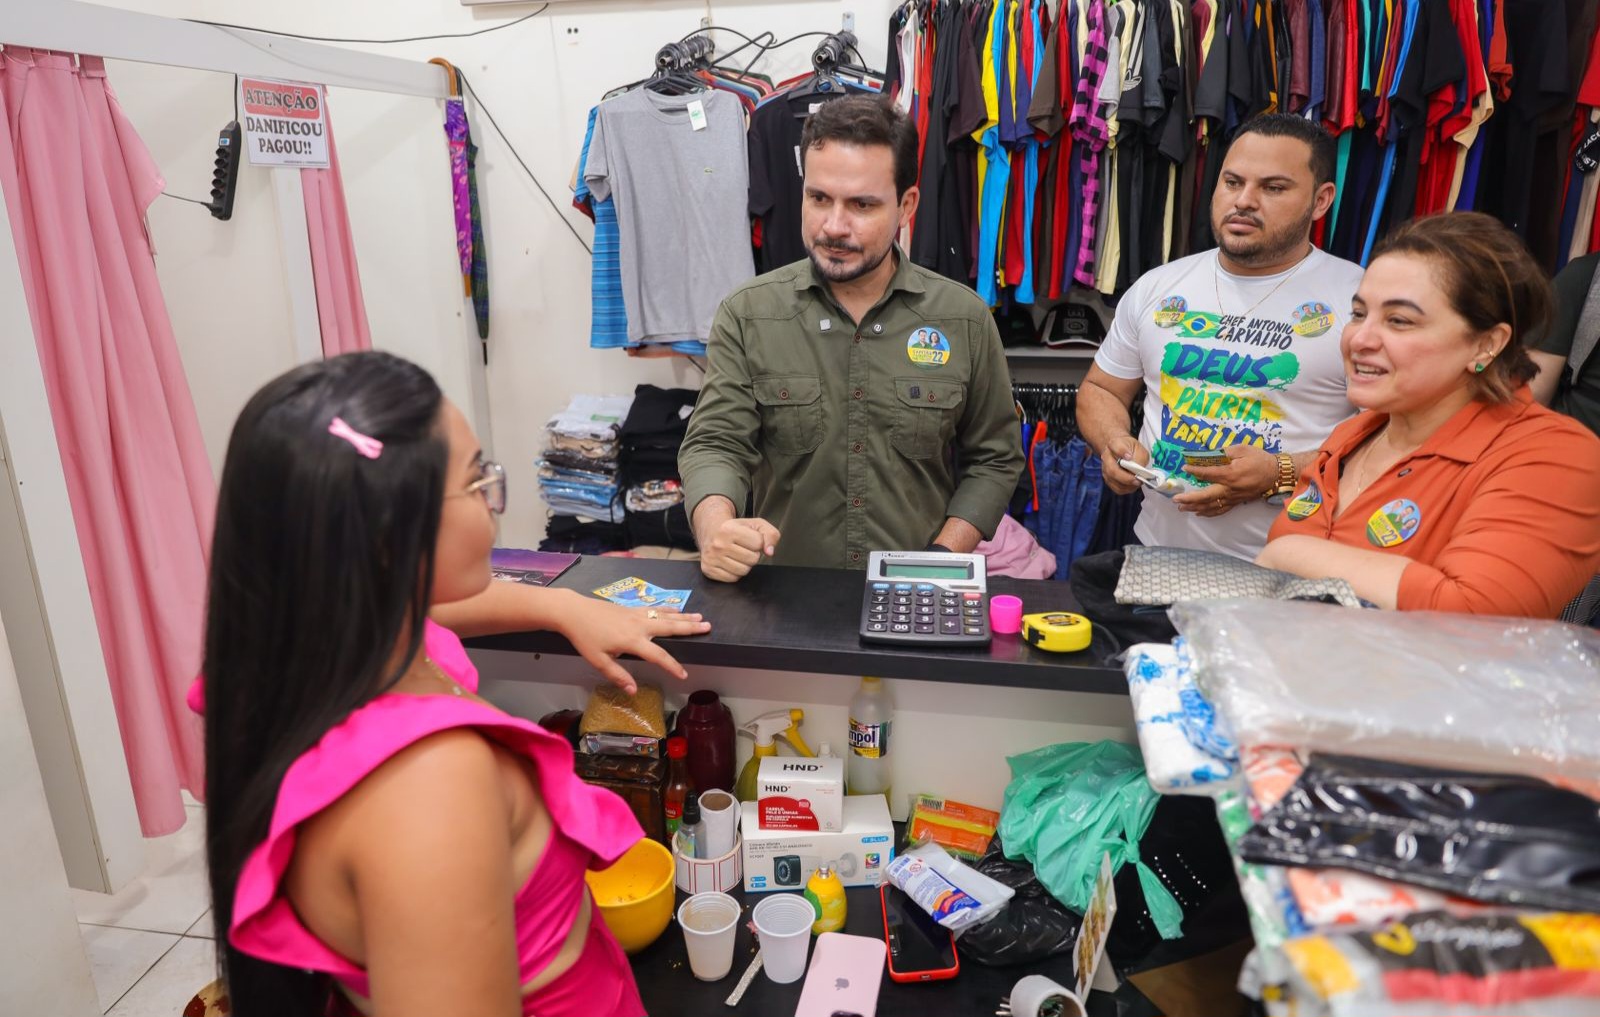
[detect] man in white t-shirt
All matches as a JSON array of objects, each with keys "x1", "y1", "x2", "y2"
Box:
[{"x1": 1077, "y1": 114, "x2": 1365, "y2": 560}]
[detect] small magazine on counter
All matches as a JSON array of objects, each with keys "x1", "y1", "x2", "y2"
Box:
[{"x1": 490, "y1": 548, "x2": 579, "y2": 587}]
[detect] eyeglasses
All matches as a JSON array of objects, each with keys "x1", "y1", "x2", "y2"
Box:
[{"x1": 454, "y1": 460, "x2": 506, "y2": 515}]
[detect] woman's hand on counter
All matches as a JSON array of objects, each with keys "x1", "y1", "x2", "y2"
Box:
[
  {"x1": 431, "y1": 582, "x2": 711, "y2": 693},
  {"x1": 552, "y1": 592, "x2": 711, "y2": 694}
]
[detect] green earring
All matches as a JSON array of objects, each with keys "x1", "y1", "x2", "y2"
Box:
[{"x1": 1473, "y1": 362, "x2": 1486, "y2": 373}]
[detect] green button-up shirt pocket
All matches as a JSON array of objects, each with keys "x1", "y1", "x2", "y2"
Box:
[
  {"x1": 753, "y1": 374, "x2": 824, "y2": 455},
  {"x1": 891, "y1": 377, "x2": 967, "y2": 460}
]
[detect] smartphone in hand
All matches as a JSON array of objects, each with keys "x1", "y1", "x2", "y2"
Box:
[{"x1": 1116, "y1": 459, "x2": 1195, "y2": 497}]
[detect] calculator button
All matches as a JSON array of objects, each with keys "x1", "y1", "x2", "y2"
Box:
[
  {"x1": 869, "y1": 613, "x2": 887, "y2": 623},
  {"x1": 916, "y1": 607, "x2": 935, "y2": 617},
  {"x1": 893, "y1": 614, "x2": 911, "y2": 623},
  {"x1": 940, "y1": 620, "x2": 961, "y2": 633},
  {"x1": 915, "y1": 624, "x2": 935, "y2": 634},
  {"x1": 963, "y1": 592, "x2": 982, "y2": 601},
  {"x1": 940, "y1": 594, "x2": 957, "y2": 603},
  {"x1": 872, "y1": 583, "x2": 889, "y2": 591},
  {"x1": 893, "y1": 596, "x2": 912, "y2": 606},
  {"x1": 964, "y1": 626, "x2": 984, "y2": 636},
  {"x1": 941, "y1": 607, "x2": 960, "y2": 616},
  {"x1": 916, "y1": 584, "x2": 935, "y2": 591},
  {"x1": 892, "y1": 624, "x2": 911, "y2": 633},
  {"x1": 963, "y1": 608, "x2": 984, "y2": 618},
  {"x1": 866, "y1": 622, "x2": 888, "y2": 632},
  {"x1": 894, "y1": 584, "x2": 912, "y2": 591},
  {"x1": 871, "y1": 594, "x2": 889, "y2": 605}
]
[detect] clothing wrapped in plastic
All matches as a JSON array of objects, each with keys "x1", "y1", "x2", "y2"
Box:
[
  {"x1": 1169, "y1": 599, "x2": 1600, "y2": 793},
  {"x1": 1273, "y1": 909, "x2": 1600, "y2": 1017}
]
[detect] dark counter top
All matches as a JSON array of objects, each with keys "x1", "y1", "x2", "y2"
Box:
[
  {"x1": 466, "y1": 556, "x2": 1127, "y2": 695},
  {"x1": 632, "y1": 883, "x2": 1113, "y2": 1017}
]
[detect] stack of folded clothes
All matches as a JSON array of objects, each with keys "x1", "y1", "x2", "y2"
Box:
[
  {"x1": 538, "y1": 394, "x2": 632, "y2": 524},
  {"x1": 537, "y1": 514, "x2": 627, "y2": 555},
  {"x1": 617, "y1": 385, "x2": 698, "y2": 550}
]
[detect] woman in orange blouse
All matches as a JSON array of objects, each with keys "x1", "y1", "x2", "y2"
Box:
[{"x1": 1257, "y1": 213, "x2": 1600, "y2": 618}]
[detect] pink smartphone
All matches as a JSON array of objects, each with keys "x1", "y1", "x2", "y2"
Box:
[{"x1": 792, "y1": 932, "x2": 888, "y2": 1017}]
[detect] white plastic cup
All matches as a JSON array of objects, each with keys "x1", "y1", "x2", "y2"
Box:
[
  {"x1": 677, "y1": 892, "x2": 741, "y2": 981},
  {"x1": 698, "y1": 790, "x2": 738, "y2": 859},
  {"x1": 750, "y1": 893, "x2": 815, "y2": 984}
]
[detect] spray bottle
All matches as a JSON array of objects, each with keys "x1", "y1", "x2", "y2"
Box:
[{"x1": 734, "y1": 708, "x2": 815, "y2": 802}]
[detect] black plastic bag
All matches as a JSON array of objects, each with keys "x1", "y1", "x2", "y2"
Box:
[
  {"x1": 958, "y1": 834, "x2": 1085, "y2": 967},
  {"x1": 1238, "y1": 754, "x2": 1600, "y2": 913}
]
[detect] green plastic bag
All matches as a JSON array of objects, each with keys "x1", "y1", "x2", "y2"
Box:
[{"x1": 1000, "y1": 741, "x2": 1184, "y2": 939}]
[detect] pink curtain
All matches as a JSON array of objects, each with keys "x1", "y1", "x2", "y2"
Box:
[
  {"x1": 300, "y1": 107, "x2": 371, "y2": 356},
  {"x1": 0, "y1": 49, "x2": 213, "y2": 836}
]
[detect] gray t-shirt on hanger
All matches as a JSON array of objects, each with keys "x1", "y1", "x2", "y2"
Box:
[{"x1": 585, "y1": 88, "x2": 756, "y2": 345}]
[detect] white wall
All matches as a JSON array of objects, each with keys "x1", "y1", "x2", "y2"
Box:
[
  {"x1": 101, "y1": 0, "x2": 901, "y2": 549},
  {"x1": 110, "y1": 58, "x2": 301, "y2": 477},
  {"x1": 0, "y1": 609, "x2": 100, "y2": 1017},
  {"x1": 473, "y1": 650, "x2": 1137, "y2": 821}
]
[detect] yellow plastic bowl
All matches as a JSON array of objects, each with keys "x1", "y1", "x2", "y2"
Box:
[{"x1": 585, "y1": 838, "x2": 676, "y2": 954}]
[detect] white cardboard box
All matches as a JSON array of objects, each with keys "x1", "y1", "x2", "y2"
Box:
[
  {"x1": 756, "y1": 755, "x2": 844, "y2": 832},
  {"x1": 742, "y1": 795, "x2": 895, "y2": 893}
]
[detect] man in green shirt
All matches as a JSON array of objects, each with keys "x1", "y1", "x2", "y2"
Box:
[{"x1": 680, "y1": 97, "x2": 1023, "y2": 582}]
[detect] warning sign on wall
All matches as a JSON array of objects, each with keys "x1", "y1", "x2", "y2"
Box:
[{"x1": 238, "y1": 77, "x2": 329, "y2": 168}]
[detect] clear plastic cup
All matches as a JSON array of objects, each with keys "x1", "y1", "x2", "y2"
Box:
[
  {"x1": 677, "y1": 892, "x2": 741, "y2": 981},
  {"x1": 750, "y1": 893, "x2": 816, "y2": 984}
]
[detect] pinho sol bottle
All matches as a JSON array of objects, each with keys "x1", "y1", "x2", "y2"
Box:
[{"x1": 846, "y1": 676, "x2": 893, "y2": 801}]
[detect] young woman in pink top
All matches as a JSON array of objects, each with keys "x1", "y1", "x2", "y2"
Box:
[{"x1": 201, "y1": 352, "x2": 705, "y2": 1017}]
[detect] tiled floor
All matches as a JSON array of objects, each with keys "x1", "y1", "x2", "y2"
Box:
[{"x1": 74, "y1": 798, "x2": 215, "y2": 1015}]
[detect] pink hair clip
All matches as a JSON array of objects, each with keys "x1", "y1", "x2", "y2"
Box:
[{"x1": 328, "y1": 417, "x2": 383, "y2": 459}]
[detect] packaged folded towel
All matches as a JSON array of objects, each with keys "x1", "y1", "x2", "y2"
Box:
[{"x1": 1123, "y1": 641, "x2": 1237, "y2": 795}]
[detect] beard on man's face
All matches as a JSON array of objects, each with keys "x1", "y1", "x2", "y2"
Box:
[
  {"x1": 806, "y1": 235, "x2": 893, "y2": 283},
  {"x1": 1212, "y1": 204, "x2": 1314, "y2": 267}
]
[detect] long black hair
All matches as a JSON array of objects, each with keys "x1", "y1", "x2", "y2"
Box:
[{"x1": 203, "y1": 351, "x2": 448, "y2": 1014}]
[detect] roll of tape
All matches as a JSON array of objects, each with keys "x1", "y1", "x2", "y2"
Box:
[{"x1": 1008, "y1": 974, "x2": 1086, "y2": 1017}]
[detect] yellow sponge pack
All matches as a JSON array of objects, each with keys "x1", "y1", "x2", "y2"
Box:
[{"x1": 908, "y1": 794, "x2": 1000, "y2": 861}]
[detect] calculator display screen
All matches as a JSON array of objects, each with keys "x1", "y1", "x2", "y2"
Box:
[{"x1": 882, "y1": 562, "x2": 973, "y2": 580}]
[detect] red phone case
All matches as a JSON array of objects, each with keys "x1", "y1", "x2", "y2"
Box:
[{"x1": 879, "y1": 884, "x2": 961, "y2": 983}]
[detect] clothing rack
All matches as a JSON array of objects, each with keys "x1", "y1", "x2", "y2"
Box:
[
  {"x1": 886, "y1": 0, "x2": 1600, "y2": 302},
  {"x1": 1013, "y1": 381, "x2": 1079, "y2": 436}
]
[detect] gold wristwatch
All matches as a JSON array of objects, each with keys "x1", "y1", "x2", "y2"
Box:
[{"x1": 1264, "y1": 453, "x2": 1297, "y2": 505}]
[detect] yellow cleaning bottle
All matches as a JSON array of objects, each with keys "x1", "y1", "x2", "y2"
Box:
[
  {"x1": 734, "y1": 709, "x2": 814, "y2": 802},
  {"x1": 805, "y1": 862, "x2": 847, "y2": 934}
]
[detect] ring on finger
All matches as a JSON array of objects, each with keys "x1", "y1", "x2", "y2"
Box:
[{"x1": 646, "y1": 609, "x2": 659, "y2": 620}]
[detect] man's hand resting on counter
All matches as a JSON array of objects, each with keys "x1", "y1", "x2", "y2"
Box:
[{"x1": 694, "y1": 495, "x2": 780, "y2": 583}]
